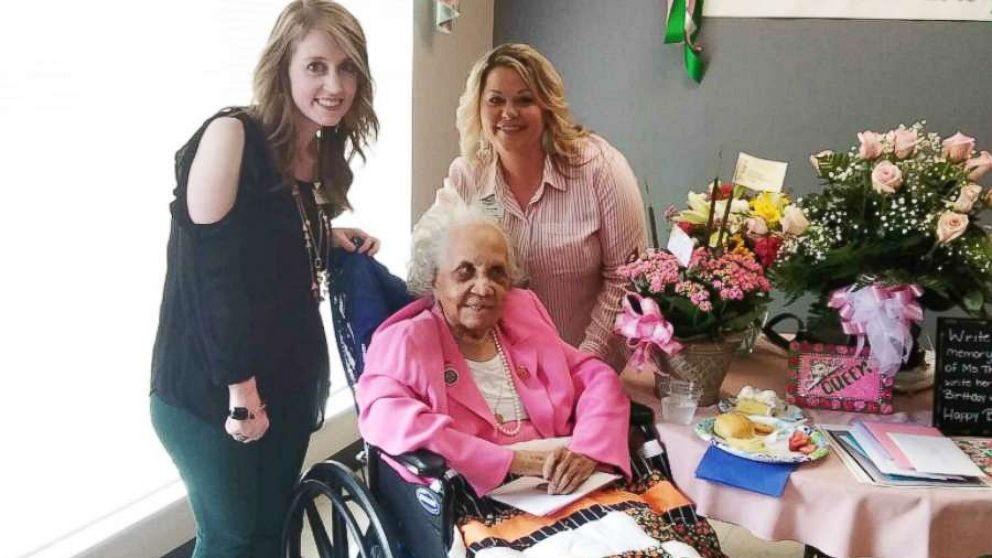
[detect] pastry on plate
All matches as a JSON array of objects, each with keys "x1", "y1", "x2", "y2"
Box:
[
  {"x1": 734, "y1": 385, "x2": 785, "y2": 416},
  {"x1": 714, "y1": 412, "x2": 755, "y2": 439}
]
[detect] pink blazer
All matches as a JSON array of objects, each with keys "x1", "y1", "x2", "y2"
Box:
[{"x1": 356, "y1": 288, "x2": 631, "y2": 496}]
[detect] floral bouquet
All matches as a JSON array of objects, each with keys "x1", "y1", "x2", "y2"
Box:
[
  {"x1": 617, "y1": 247, "x2": 772, "y2": 342},
  {"x1": 615, "y1": 245, "x2": 772, "y2": 405},
  {"x1": 774, "y1": 122, "x2": 992, "y2": 374},
  {"x1": 669, "y1": 182, "x2": 810, "y2": 268}
]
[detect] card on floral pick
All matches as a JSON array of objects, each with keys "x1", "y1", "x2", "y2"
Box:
[
  {"x1": 787, "y1": 341, "x2": 894, "y2": 414},
  {"x1": 667, "y1": 226, "x2": 695, "y2": 267},
  {"x1": 733, "y1": 152, "x2": 788, "y2": 193}
]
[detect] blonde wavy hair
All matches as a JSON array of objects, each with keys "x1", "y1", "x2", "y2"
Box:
[
  {"x1": 456, "y1": 43, "x2": 590, "y2": 174},
  {"x1": 251, "y1": 0, "x2": 379, "y2": 214}
]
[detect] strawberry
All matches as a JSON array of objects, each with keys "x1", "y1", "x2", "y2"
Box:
[{"x1": 789, "y1": 431, "x2": 809, "y2": 452}]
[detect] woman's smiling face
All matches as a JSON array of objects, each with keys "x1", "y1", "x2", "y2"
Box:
[
  {"x1": 288, "y1": 29, "x2": 357, "y2": 134},
  {"x1": 479, "y1": 66, "x2": 545, "y2": 158},
  {"x1": 433, "y1": 223, "x2": 512, "y2": 340}
]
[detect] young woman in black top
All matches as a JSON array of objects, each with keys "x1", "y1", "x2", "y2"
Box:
[{"x1": 150, "y1": 2, "x2": 379, "y2": 556}]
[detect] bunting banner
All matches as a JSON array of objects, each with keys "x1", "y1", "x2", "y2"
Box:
[
  {"x1": 664, "y1": 0, "x2": 705, "y2": 83},
  {"x1": 435, "y1": 0, "x2": 461, "y2": 33}
]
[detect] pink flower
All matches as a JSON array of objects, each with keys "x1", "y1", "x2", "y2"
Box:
[
  {"x1": 886, "y1": 126, "x2": 919, "y2": 159},
  {"x1": 952, "y1": 184, "x2": 984, "y2": 213},
  {"x1": 871, "y1": 161, "x2": 904, "y2": 194},
  {"x1": 936, "y1": 211, "x2": 969, "y2": 244},
  {"x1": 780, "y1": 206, "x2": 810, "y2": 236},
  {"x1": 858, "y1": 131, "x2": 884, "y2": 160},
  {"x1": 942, "y1": 132, "x2": 976, "y2": 163},
  {"x1": 745, "y1": 217, "x2": 768, "y2": 236},
  {"x1": 964, "y1": 151, "x2": 992, "y2": 181}
]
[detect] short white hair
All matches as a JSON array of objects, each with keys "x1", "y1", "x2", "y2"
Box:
[{"x1": 407, "y1": 189, "x2": 523, "y2": 297}]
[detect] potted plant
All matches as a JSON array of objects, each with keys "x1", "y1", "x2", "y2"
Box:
[{"x1": 616, "y1": 182, "x2": 792, "y2": 405}]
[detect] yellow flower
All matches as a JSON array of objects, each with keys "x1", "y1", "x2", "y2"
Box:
[
  {"x1": 750, "y1": 192, "x2": 787, "y2": 226},
  {"x1": 732, "y1": 243, "x2": 754, "y2": 258}
]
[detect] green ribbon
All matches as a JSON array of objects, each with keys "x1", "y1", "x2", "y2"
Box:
[{"x1": 664, "y1": 0, "x2": 705, "y2": 83}]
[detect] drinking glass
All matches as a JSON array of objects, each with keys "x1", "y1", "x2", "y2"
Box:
[{"x1": 658, "y1": 376, "x2": 702, "y2": 425}]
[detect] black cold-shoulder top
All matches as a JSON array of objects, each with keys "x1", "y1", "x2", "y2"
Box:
[{"x1": 150, "y1": 107, "x2": 330, "y2": 428}]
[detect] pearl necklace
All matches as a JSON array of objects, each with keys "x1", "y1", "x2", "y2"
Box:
[{"x1": 490, "y1": 330, "x2": 523, "y2": 436}]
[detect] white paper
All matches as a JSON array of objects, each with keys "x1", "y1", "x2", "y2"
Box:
[
  {"x1": 667, "y1": 226, "x2": 695, "y2": 267},
  {"x1": 889, "y1": 433, "x2": 986, "y2": 478},
  {"x1": 849, "y1": 424, "x2": 960, "y2": 480},
  {"x1": 704, "y1": 0, "x2": 992, "y2": 21},
  {"x1": 733, "y1": 152, "x2": 788, "y2": 193},
  {"x1": 488, "y1": 472, "x2": 620, "y2": 517}
]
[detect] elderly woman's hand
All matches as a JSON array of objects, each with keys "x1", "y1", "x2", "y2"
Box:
[
  {"x1": 543, "y1": 447, "x2": 597, "y2": 495},
  {"x1": 509, "y1": 450, "x2": 550, "y2": 477}
]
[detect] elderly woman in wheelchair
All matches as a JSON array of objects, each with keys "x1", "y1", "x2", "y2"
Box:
[{"x1": 354, "y1": 194, "x2": 725, "y2": 558}]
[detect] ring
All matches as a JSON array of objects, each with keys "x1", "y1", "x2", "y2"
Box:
[{"x1": 233, "y1": 434, "x2": 246, "y2": 442}]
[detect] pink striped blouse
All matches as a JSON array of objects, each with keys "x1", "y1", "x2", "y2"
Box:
[{"x1": 446, "y1": 135, "x2": 647, "y2": 370}]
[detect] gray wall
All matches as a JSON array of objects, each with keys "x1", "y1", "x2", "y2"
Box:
[
  {"x1": 495, "y1": 1, "x2": 991, "y2": 218},
  {"x1": 495, "y1": 1, "x2": 991, "y2": 328}
]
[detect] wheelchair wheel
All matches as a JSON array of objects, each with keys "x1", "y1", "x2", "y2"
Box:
[{"x1": 282, "y1": 460, "x2": 398, "y2": 558}]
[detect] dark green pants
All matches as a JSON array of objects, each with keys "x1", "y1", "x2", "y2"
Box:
[{"x1": 151, "y1": 394, "x2": 313, "y2": 558}]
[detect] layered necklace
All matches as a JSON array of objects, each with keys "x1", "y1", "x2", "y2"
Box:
[
  {"x1": 490, "y1": 330, "x2": 523, "y2": 436},
  {"x1": 291, "y1": 128, "x2": 332, "y2": 302}
]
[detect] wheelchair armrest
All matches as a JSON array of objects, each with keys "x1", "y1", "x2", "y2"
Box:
[
  {"x1": 390, "y1": 448, "x2": 449, "y2": 478},
  {"x1": 630, "y1": 400, "x2": 655, "y2": 427}
]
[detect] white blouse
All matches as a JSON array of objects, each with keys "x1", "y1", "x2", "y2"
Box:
[{"x1": 466, "y1": 355, "x2": 529, "y2": 423}]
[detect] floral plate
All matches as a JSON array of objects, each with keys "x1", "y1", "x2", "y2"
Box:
[
  {"x1": 718, "y1": 397, "x2": 805, "y2": 421},
  {"x1": 694, "y1": 416, "x2": 830, "y2": 463}
]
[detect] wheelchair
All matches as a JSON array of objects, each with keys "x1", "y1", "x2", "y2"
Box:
[{"x1": 281, "y1": 251, "x2": 703, "y2": 558}]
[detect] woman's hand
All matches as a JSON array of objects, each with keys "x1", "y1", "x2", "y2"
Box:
[
  {"x1": 542, "y1": 447, "x2": 597, "y2": 495},
  {"x1": 225, "y1": 377, "x2": 270, "y2": 443},
  {"x1": 509, "y1": 450, "x2": 550, "y2": 477},
  {"x1": 331, "y1": 227, "x2": 380, "y2": 255}
]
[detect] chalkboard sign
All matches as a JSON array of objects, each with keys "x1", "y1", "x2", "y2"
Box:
[{"x1": 934, "y1": 317, "x2": 992, "y2": 437}]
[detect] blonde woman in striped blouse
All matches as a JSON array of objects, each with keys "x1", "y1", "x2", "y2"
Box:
[{"x1": 445, "y1": 43, "x2": 647, "y2": 371}]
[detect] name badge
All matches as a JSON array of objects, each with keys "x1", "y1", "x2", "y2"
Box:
[
  {"x1": 479, "y1": 193, "x2": 504, "y2": 221},
  {"x1": 443, "y1": 367, "x2": 459, "y2": 386}
]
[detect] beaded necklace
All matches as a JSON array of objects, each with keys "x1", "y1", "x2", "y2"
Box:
[
  {"x1": 490, "y1": 330, "x2": 523, "y2": 436},
  {"x1": 291, "y1": 128, "x2": 332, "y2": 302}
]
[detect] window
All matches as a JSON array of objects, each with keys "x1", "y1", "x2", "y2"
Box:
[{"x1": 0, "y1": 1, "x2": 411, "y2": 556}]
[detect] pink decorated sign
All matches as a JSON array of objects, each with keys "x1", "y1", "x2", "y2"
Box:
[{"x1": 787, "y1": 341, "x2": 894, "y2": 415}]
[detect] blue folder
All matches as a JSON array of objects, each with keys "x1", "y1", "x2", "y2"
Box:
[{"x1": 694, "y1": 446, "x2": 798, "y2": 497}]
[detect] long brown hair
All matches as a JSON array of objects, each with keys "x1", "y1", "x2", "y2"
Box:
[
  {"x1": 456, "y1": 43, "x2": 589, "y2": 174},
  {"x1": 251, "y1": 0, "x2": 379, "y2": 214}
]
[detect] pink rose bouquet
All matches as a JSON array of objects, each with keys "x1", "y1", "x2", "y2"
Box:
[{"x1": 776, "y1": 121, "x2": 992, "y2": 318}]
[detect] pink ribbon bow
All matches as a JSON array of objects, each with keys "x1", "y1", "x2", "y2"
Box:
[
  {"x1": 828, "y1": 283, "x2": 925, "y2": 376},
  {"x1": 614, "y1": 293, "x2": 683, "y2": 369}
]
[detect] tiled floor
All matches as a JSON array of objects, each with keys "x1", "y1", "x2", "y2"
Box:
[{"x1": 711, "y1": 519, "x2": 805, "y2": 558}]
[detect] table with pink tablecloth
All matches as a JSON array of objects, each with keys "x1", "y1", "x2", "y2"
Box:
[{"x1": 623, "y1": 340, "x2": 992, "y2": 558}]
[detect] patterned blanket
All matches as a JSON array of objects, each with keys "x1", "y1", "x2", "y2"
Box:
[{"x1": 447, "y1": 472, "x2": 725, "y2": 558}]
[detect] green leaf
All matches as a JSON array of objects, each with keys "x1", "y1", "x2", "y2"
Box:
[{"x1": 963, "y1": 289, "x2": 985, "y2": 313}]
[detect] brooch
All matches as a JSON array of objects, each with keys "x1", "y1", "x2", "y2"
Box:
[{"x1": 443, "y1": 367, "x2": 459, "y2": 385}]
